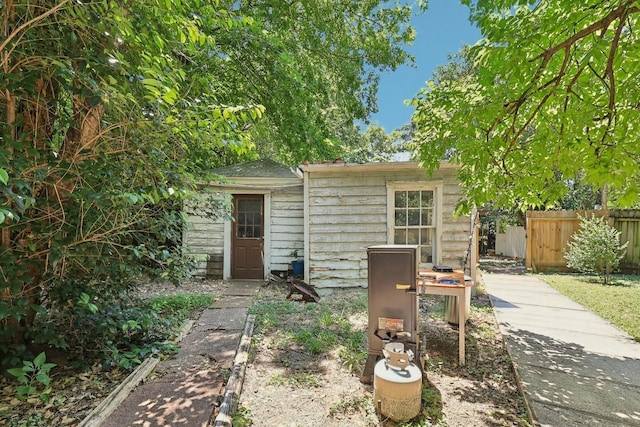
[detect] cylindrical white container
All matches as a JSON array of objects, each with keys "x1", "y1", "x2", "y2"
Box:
[{"x1": 373, "y1": 345, "x2": 422, "y2": 421}]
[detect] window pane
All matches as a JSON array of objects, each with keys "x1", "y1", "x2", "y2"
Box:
[
  {"x1": 392, "y1": 189, "x2": 436, "y2": 265},
  {"x1": 421, "y1": 246, "x2": 433, "y2": 264},
  {"x1": 246, "y1": 200, "x2": 262, "y2": 213},
  {"x1": 420, "y1": 228, "x2": 433, "y2": 245},
  {"x1": 421, "y1": 210, "x2": 433, "y2": 226},
  {"x1": 408, "y1": 209, "x2": 420, "y2": 226},
  {"x1": 421, "y1": 192, "x2": 433, "y2": 207},
  {"x1": 407, "y1": 229, "x2": 419, "y2": 244},
  {"x1": 408, "y1": 191, "x2": 420, "y2": 207}
]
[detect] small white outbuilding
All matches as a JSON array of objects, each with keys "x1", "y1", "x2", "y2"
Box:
[{"x1": 183, "y1": 159, "x2": 477, "y2": 288}]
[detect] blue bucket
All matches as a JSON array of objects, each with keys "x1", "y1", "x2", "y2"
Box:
[{"x1": 291, "y1": 260, "x2": 304, "y2": 276}]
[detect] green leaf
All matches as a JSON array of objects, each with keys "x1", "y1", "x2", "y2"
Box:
[
  {"x1": 0, "y1": 169, "x2": 8, "y2": 185},
  {"x1": 6, "y1": 368, "x2": 27, "y2": 380},
  {"x1": 33, "y1": 352, "x2": 47, "y2": 367},
  {"x1": 36, "y1": 373, "x2": 51, "y2": 386},
  {"x1": 140, "y1": 78, "x2": 164, "y2": 88}
]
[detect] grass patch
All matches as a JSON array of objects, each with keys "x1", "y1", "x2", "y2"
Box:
[
  {"x1": 149, "y1": 293, "x2": 215, "y2": 321},
  {"x1": 329, "y1": 394, "x2": 374, "y2": 417},
  {"x1": 538, "y1": 273, "x2": 640, "y2": 341},
  {"x1": 268, "y1": 371, "x2": 321, "y2": 388},
  {"x1": 420, "y1": 380, "x2": 445, "y2": 425},
  {"x1": 249, "y1": 289, "x2": 369, "y2": 372}
]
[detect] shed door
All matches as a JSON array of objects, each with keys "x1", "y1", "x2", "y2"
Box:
[{"x1": 232, "y1": 195, "x2": 264, "y2": 279}]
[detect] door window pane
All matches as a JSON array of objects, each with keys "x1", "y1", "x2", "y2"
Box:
[{"x1": 237, "y1": 199, "x2": 262, "y2": 238}]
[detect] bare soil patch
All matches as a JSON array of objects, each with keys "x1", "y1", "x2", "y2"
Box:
[{"x1": 240, "y1": 277, "x2": 531, "y2": 426}]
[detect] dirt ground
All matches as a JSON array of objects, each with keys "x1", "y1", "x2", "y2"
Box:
[{"x1": 240, "y1": 279, "x2": 530, "y2": 427}]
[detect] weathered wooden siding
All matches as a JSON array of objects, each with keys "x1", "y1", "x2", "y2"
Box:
[
  {"x1": 441, "y1": 176, "x2": 472, "y2": 268},
  {"x1": 307, "y1": 174, "x2": 385, "y2": 288},
  {"x1": 306, "y1": 166, "x2": 470, "y2": 289},
  {"x1": 526, "y1": 210, "x2": 640, "y2": 273},
  {"x1": 183, "y1": 195, "x2": 229, "y2": 277},
  {"x1": 270, "y1": 187, "x2": 304, "y2": 271}
]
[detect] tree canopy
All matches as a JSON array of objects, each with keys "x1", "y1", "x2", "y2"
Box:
[
  {"x1": 0, "y1": 0, "x2": 421, "y2": 357},
  {"x1": 412, "y1": 0, "x2": 640, "y2": 214}
]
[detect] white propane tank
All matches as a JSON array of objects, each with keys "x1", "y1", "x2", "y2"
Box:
[{"x1": 373, "y1": 342, "x2": 422, "y2": 422}]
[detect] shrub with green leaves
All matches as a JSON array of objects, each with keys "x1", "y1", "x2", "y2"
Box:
[{"x1": 564, "y1": 215, "x2": 628, "y2": 284}]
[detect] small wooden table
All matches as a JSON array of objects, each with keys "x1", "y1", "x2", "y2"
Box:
[{"x1": 418, "y1": 271, "x2": 471, "y2": 365}]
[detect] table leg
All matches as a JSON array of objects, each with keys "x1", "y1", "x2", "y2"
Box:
[{"x1": 458, "y1": 295, "x2": 465, "y2": 365}]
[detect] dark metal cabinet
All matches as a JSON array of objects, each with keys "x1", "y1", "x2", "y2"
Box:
[{"x1": 361, "y1": 245, "x2": 419, "y2": 383}]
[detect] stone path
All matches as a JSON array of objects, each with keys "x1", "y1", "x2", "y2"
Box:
[{"x1": 100, "y1": 281, "x2": 259, "y2": 427}]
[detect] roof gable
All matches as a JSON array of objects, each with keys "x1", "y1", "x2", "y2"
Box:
[{"x1": 212, "y1": 158, "x2": 301, "y2": 179}]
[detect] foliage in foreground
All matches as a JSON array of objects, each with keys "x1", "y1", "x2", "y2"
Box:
[
  {"x1": 412, "y1": 1, "x2": 640, "y2": 214},
  {"x1": 564, "y1": 215, "x2": 628, "y2": 284},
  {"x1": 540, "y1": 274, "x2": 640, "y2": 341},
  {"x1": 5, "y1": 291, "x2": 213, "y2": 381},
  {"x1": 1, "y1": 291, "x2": 213, "y2": 425}
]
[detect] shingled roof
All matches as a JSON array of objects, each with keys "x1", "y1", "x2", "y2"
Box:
[{"x1": 211, "y1": 158, "x2": 301, "y2": 179}]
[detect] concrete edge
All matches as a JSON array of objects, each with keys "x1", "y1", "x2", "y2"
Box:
[
  {"x1": 212, "y1": 314, "x2": 256, "y2": 427},
  {"x1": 481, "y1": 274, "x2": 538, "y2": 427},
  {"x1": 78, "y1": 319, "x2": 196, "y2": 427}
]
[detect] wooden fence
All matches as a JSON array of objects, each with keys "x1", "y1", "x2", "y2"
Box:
[{"x1": 526, "y1": 210, "x2": 640, "y2": 273}]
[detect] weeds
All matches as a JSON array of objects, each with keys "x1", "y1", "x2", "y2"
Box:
[
  {"x1": 329, "y1": 394, "x2": 371, "y2": 416},
  {"x1": 268, "y1": 372, "x2": 321, "y2": 388},
  {"x1": 231, "y1": 405, "x2": 253, "y2": 427},
  {"x1": 6, "y1": 352, "x2": 56, "y2": 403},
  {"x1": 149, "y1": 294, "x2": 215, "y2": 320}
]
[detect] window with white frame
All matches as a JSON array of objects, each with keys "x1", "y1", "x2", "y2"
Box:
[{"x1": 389, "y1": 186, "x2": 437, "y2": 265}]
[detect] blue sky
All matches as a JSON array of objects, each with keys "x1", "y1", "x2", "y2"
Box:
[{"x1": 369, "y1": 0, "x2": 482, "y2": 132}]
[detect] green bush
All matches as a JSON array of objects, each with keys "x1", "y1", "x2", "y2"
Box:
[
  {"x1": 564, "y1": 214, "x2": 628, "y2": 284},
  {"x1": 19, "y1": 284, "x2": 216, "y2": 370}
]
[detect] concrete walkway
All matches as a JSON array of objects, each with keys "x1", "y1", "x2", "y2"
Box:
[
  {"x1": 483, "y1": 273, "x2": 640, "y2": 427},
  {"x1": 100, "y1": 281, "x2": 259, "y2": 427}
]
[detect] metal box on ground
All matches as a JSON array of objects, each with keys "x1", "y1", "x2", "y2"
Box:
[{"x1": 361, "y1": 245, "x2": 419, "y2": 383}]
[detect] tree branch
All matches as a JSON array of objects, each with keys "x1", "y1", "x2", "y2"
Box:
[{"x1": 0, "y1": 0, "x2": 71, "y2": 55}]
